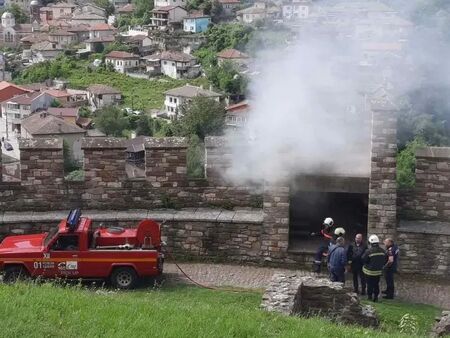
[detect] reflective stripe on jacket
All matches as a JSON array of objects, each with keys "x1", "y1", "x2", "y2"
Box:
[{"x1": 362, "y1": 246, "x2": 386, "y2": 276}]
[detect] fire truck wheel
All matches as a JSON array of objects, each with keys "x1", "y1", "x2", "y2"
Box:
[
  {"x1": 110, "y1": 267, "x2": 138, "y2": 290},
  {"x1": 3, "y1": 266, "x2": 30, "y2": 284}
]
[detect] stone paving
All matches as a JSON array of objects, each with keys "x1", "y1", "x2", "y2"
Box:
[
  {"x1": 163, "y1": 262, "x2": 450, "y2": 309},
  {"x1": 164, "y1": 262, "x2": 317, "y2": 289}
]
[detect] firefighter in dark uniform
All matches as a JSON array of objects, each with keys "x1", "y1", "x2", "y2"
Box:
[
  {"x1": 312, "y1": 217, "x2": 334, "y2": 273},
  {"x1": 383, "y1": 238, "x2": 399, "y2": 299},
  {"x1": 362, "y1": 234, "x2": 386, "y2": 302}
]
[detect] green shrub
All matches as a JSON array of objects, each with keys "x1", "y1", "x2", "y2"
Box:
[{"x1": 397, "y1": 137, "x2": 427, "y2": 188}]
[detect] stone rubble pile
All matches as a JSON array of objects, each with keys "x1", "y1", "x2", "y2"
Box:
[
  {"x1": 432, "y1": 311, "x2": 450, "y2": 337},
  {"x1": 261, "y1": 274, "x2": 379, "y2": 328}
]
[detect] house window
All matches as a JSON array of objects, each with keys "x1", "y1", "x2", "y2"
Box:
[
  {"x1": 173, "y1": 98, "x2": 177, "y2": 103},
  {"x1": 172, "y1": 62, "x2": 175, "y2": 66},
  {"x1": 164, "y1": 61, "x2": 167, "y2": 64},
  {"x1": 169, "y1": 97, "x2": 173, "y2": 102}
]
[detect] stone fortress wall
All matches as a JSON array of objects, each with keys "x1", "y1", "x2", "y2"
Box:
[{"x1": 0, "y1": 98, "x2": 450, "y2": 279}]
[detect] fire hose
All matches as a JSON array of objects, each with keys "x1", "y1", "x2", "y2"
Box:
[{"x1": 164, "y1": 250, "x2": 253, "y2": 294}]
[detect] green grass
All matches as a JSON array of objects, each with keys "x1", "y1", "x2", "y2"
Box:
[
  {"x1": 68, "y1": 70, "x2": 209, "y2": 111},
  {"x1": 0, "y1": 283, "x2": 440, "y2": 338}
]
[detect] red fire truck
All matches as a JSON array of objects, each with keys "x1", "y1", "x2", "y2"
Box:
[{"x1": 0, "y1": 210, "x2": 164, "y2": 289}]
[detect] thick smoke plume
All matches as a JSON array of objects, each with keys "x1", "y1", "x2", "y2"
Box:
[{"x1": 225, "y1": 0, "x2": 450, "y2": 184}]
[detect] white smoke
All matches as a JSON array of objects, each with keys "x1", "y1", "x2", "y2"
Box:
[{"x1": 224, "y1": 0, "x2": 450, "y2": 184}]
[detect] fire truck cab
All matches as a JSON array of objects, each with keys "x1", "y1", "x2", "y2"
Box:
[{"x1": 0, "y1": 210, "x2": 164, "y2": 289}]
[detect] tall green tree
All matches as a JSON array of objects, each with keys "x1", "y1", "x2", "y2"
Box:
[
  {"x1": 178, "y1": 96, "x2": 226, "y2": 140},
  {"x1": 6, "y1": 4, "x2": 29, "y2": 24},
  {"x1": 94, "y1": 0, "x2": 115, "y2": 16},
  {"x1": 136, "y1": 115, "x2": 154, "y2": 136},
  {"x1": 95, "y1": 106, "x2": 130, "y2": 137},
  {"x1": 132, "y1": 0, "x2": 153, "y2": 23}
]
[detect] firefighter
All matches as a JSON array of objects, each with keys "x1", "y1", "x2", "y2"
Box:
[
  {"x1": 362, "y1": 234, "x2": 386, "y2": 302},
  {"x1": 312, "y1": 217, "x2": 334, "y2": 273},
  {"x1": 382, "y1": 238, "x2": 399, "y2": 299}
]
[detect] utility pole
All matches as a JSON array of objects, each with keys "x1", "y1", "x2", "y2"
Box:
[{"x1": 5, "y1": 107, "x2": 8, "y2": 140}]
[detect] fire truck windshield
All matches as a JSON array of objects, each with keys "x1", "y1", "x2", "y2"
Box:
[{"x1": 44, "y1": 227, "x2": 59, "y2": 246}]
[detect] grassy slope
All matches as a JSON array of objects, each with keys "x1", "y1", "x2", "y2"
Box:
[
  {"x1": 67, "y1": 67, "x2": 209, "y2": 111},
  {"x1": 0, "y1": 283, "x2": 440, "y2": 338}
]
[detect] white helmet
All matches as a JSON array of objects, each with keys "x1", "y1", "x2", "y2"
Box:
[
  {"x1": 368, "y1": 234, "x2": 380, "y2": 244},
  {"x1": 323, "y1": 217, "x2": 334, "y2": 228},
  {"x1": 334, "y1": 227, "x2": 346, "y2": 236}
]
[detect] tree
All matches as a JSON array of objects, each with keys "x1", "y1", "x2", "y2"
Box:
[
  {"x1": 206, "y1": 61, "x2": 247, "y2": 96},
  {"x1": 178, "y1": 96, "x2": 225, "y2": 140},
  {"x1": 133, "y1": 0, "x2": 153, "y2": 20},
  {"x1": 50, "y1": 99, "x2": 62, "y2": 108},
  {"x1": 203, "y1": 23, "x2": 254, "y2": 52},
  {"x1": 187, "y1": 134, "x2": 205, "y2": 178},
  {"x1": 136, "y1": 115, "x2": 154, "y2": 136},
  {"x1": 95, "y1": 106, "x2": 130, "y2": 137},
  {"x1": 94, "y1": 0, "x2": 115, "y2": 16},
  {"x1": 397, "y1": 137, "x2": 427, "y2": 188},
  {"x1": 6, "y1": 4, "x2": 29, "y2": 24}
]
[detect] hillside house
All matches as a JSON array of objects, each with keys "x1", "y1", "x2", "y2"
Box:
[
  {"x1": 282, "y1": 0, "x2": 311, "y2": 20},
  {"x1": 29, "y1": 41, "x2": 63, "y2": 63},
  {"x1": 237, "y1": 2, "x2": 280, "y2": 23},
  {"x1": 124, "y1": 35, "x2": 153, "y2": 54},
  {"x1": 42, "y1": 2, "x2": 76, "y2": 21},
  {"x1": 218, "y1": 0, "x2": 240, "y2": 16},
  {"x1": 217, "y1": 48, "x2": 250, "y2": 67},
  {"x1": 225, "y1": 100, "x2": 249, "y2": 128},
  {"x1": 75, "y1": 4, "x2": 106, "y2": 18},
  {"x1": 158, "y1": 50, "x2": 200, "y2": 79},
  {"x1": 0, "y1": 91, "x2": 53, "y2": 139},
  {"x1": 45, "y1": 89, "x2": 88, "y2": 107},
  {"x1": 48, "y1": 29, "x2": 78, "y2": 46},
  {"x1": 105, "y1": 51, "x2": 140, "y2": 73},
  {"x1": 150, "y1": 6, "x2": 187, "y2": 30},
  {"x1": 85, "y1": 35, "x2": 114, "y2": 52},
  {"x1": 164, "y1": 84, "x2": 221, "y2": 118},
  {"x1": 21, "y1": 111, "x2": 86, "y2": 160},
  {"x1": 0, "y1": 81, "x2": 31, "y2": 107},
  {"x1": 47, "y1": 107, "x2": 80, "y2": 125},
  {"x1": 183, "y1": 14, "x2": 211, "y2": 33},
  {"x1": 88, "y1": 23, "x2": 116, "y2": 39},
  {"x1": 66, "y1": 24, "x2": 91, "y2": 41},
  {"x1": 87, "y1": 84, "x2": 122, "y2": 109},
  {"x1": 155, "y1": 0, "x2": 187, "y2": 7},
  {"x1": 71, "y1": 13, "x2": 106, "y2": 25}
]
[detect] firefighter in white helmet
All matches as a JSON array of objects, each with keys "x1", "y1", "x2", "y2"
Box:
[
  {"x1": 361, "y1": 234, "x2": 387, "y2": 302},
  {"x1": 312, "y1": 217, "x2": 335, "y2": 273}
]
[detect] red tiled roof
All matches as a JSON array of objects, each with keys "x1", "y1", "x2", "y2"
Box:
[
  {"x1": 152, "y1": 5, "x2": 183, "y2": 12},
  {"x1": 217, "y1": 48, "x2": 249, "y2": 59},
  {"x1": 7, "y1": 92, "x2": 42, "y2": 105},
  {"x1": 91, "y1": 23, "x2": 115, "y2": 31},
  {"x1": 47, "y1": 107, "x2": 79, "y2": 118},
  {"x1": 45, "y1": 89, "x2": 72, "y2": 98},
  {"x1": 85, "y1": 35, "x2": 115, "y2": 43},
  {"x1": 87, "y1": 84, "x2": 121, "y2": 95},
  {"x1": 226, "y1": 100, "x2": 250, "y2": 113},
  {"x1": 105, "y1": 51, "x2": 139, "y2": 59}
]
